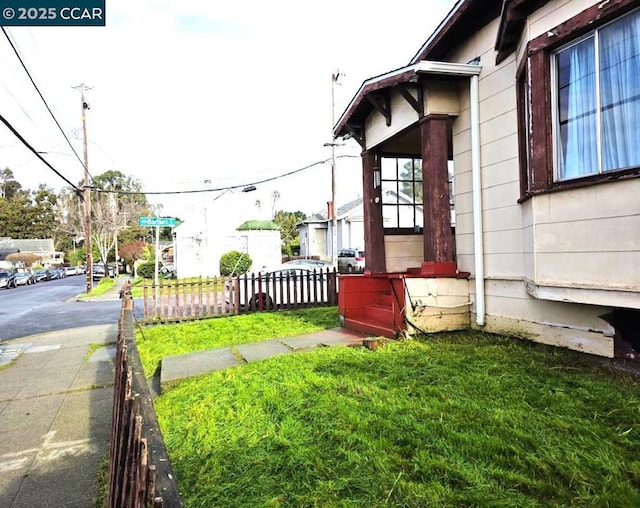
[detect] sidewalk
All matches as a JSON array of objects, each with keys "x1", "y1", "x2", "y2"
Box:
[
  {"x1": 0, "y1": 324, "x2": 118, "y2": 507},
  {"x1": 77, "y1": 273, "x2": 133, "y2": 302},
  {"x1": 0, "y1": 276, "x2": 129, "y2": 506}
]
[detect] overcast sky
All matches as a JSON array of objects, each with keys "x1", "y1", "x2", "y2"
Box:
[{"x1": 0, "y1": 0, "x2": 456, "y2": 220}]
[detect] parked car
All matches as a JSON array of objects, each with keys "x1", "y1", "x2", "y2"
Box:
[
  {"x1": 92, "y1": 265, "x2": 107, "y2": 280},
  {"x1": 33, "y1": 269, "x2": 51, "y2": 282},
  {"x1": 160, "y1": 264, "x2": 176, "y2": 278},
  {"x1": 0, "y1": 271, "x2": 12, "y2": 289},
  {"x1": 225, "y1": 267, "x2": 333, "y2": 309},
  {"x1": 65, "y1": 266, "x2": 79, "y2": 276},
  {"x1": 12, "y1": 272, "x2": 36, "y2": 286},
  {"x1": 281, "y1": 259, "x2": 333, "y2": 271},
  {"x1": 49, "y1": 268, "x2": 65, "y2": 280},
  {"x1": 337, "y1": 248, "x2": 365, "y2": 273}
]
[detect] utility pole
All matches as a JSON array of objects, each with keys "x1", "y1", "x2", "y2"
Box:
[
  {"x1": 326, "y1": 70, "x2": 342, "y2": 268},
  {"x1": 74, "y1": 83, "x2": 93, "y2": 293}
]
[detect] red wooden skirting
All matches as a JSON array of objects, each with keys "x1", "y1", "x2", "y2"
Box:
[{"x1": 109, "y1": 282, "x2": 183, "y2": 507}]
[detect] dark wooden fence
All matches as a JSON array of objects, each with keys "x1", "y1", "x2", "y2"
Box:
[
  {"x1": 141, "y1": 268, "x2": 337, "y2": 323},
  {"x1": 110, "y1": 282, "x2": 183, "y2": 507}
]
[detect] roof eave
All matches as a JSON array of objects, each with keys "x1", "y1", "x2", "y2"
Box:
[{"x1": 333, "y1": 61, "x2": 482, "y2": 139}]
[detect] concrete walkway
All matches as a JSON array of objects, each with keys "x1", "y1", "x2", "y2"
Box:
[{"x1": 161, "y1": 328, "x2": 370, "y2": 388}]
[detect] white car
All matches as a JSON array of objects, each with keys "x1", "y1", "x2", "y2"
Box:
[
  {"x1": 0, "y1": 271, "x2": 11, "y2": 289},
  {"x1": 225, "y1": 267, "x2": 335, "y2": 310},
  {"x1": 281, "y1": 259, "x2": 333, "y2": 271},
  {"x1": 65, "y1": 266, "x2": 79, "y2": 276},
  {"x1": 337, "y1": 248, "x2": 365, "y2": 273}
]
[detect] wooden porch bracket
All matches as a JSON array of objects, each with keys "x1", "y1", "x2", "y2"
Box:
[
  {"x1": 397, "y1": 84, "x2": 424, "y2": 117},
  {"x1": 344, "y1": 124, "x2": 365, "y2": 148},
  {"x1": 366, "y1": 93, "x2": 392, "y2": 126}
]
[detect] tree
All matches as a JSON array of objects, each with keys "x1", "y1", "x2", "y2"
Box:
[
  {"x1": 273, "y1": 210, "x2": 306, "y2": 253},
  {"x1": 400, "y1": 159, "x2": 423, "y2": 202},
  {"x1": 119, "y1": 239, "x2": 146, "y2": 272},
  {"x1": 0, "y1": 173, "x2": 59, "y2": 240},
  {"x1": 28, "y1": 185, "x2": 59, "y2": 240},
  {"x1": 0, "y1": 168, "x2": 22, "y2": 199},
  {"x1": 6, "y1": 252, "x2": 40, "y2": 268},
  {"x1": 0, "y1": 191, "x2": 30, "y2": 237},
  {"x1": 58, "y1": 170, "x2": 151, "y2": 271}
]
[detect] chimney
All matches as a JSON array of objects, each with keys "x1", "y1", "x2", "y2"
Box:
[{"x1": 327, "y1": 201, "x2": 334, "y2": 220}]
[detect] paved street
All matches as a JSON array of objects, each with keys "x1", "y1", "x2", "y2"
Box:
[{"x1": 0, "y1": 275, "x2": 123, "y2": 342}]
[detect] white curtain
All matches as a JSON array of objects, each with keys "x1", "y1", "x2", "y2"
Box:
[
  {"x1": 599, "y1": 10, "x2": 640, "y2": 171},
  {"x1": 558, "y1": 37, "x2": 598, "y2": 179}
]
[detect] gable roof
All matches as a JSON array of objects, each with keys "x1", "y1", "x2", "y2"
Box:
[
  {"x1": 337, "y1": 0, "x2": 532, "y2": 140},
  {"x1": 299, "y1": 190, "x2": 420, "y2": 227},
  {"x1": 236, "y1": 220, "x2": 281, "y2": 231},
  {"x1": 494, "y1": 0, "x2": 553, "y2": 64},
  {"x1": 409, "y1": 0, "x2": 503, "y2": 64},
  {"x1": 0, "y1": 238, "x2": 55, "y2": 253},
  {"x1": 302, "y1": 197, "x2": 364, "y2": 224}
]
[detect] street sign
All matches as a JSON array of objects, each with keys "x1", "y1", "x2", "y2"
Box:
[{"x1": 138, "y1": 216, "x2": 177, "y2": 227}]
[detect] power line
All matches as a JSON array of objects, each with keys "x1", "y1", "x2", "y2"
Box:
[
  {"x1": 0, "y1": 111, "x2": 359, "y2": 198},
  {"x1": 0, "y1": 112, "x2": 80, "y2": 191},
  {"x1": 93, "y1": 154, "x2": 361, "y2": 196},
  {"x1": 1, "y1": 27, "x2": 92, "y2": 181}
]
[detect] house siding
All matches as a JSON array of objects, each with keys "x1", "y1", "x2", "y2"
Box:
[
  {"x1": 444, "y1": 0, "x2": 638, "y2": 353},
  {"x1": 339, "y1": 0, "x2": 638, "y2": 356},
  {"x1": 365, "y1": 88, "x2": 419, "y2": 150},
  {"x1": 385, "y1": 235, "x2": 423, "y2": 273}
]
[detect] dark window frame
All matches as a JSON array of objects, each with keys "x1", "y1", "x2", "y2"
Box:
[
  {"x1": 518, "y1": 0, "x2": 640, "y2": 202},
  {"x1": 380, "y1": 156, "x2": 424, "y2": 233}
]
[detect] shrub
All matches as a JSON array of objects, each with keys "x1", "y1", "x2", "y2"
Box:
[
  {"x1": 137, "y1": 260, "x2": 155, "y2": 279},
  {"x1": 220, "y1": 250, "x2": 252, "y2": 276}
]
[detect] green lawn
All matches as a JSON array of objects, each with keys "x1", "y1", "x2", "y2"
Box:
[
  {"x1": 147, "y1": 321, "x2": 640, "y2": 507},
  {"x1": 77, "y1": 276, "x2": 115, "y2": 298}
]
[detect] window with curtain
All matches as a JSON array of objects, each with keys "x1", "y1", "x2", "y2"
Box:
[{"x1": 554, "y1": 9, "x2": 640, "y2": 181}]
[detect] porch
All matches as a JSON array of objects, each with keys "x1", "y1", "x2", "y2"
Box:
[
  {"x1": 339, "y1": 270, "x2": 471, "y2": 339},
  {"x1": 334, "y1": 61, "x2": 483, "y2": 338}
]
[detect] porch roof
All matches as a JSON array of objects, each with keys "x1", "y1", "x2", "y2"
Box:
[
  {"x1": 335, "y1": 0, "x2": 541, "y2": 141},
  {"x1": 333, "y1": 61, "x2": 481, "y2": 141}
]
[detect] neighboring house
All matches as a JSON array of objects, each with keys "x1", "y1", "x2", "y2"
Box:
[
  {"x1": 233, "y1": 220, "x2": 282, "y2": 273},
  {"x1": 297, "y1": 198, "x2": 365, "y2": 259},
  {"x1": 298, "y1": 192, "x2": 429, "y2": 260},
  {"x1": 174, "y1": 219, "x2": 281, "y2": 278},
  {"x1": 161, "y1": 245, "x2": 174, "y2": 265},
  {"x1": 333, "y1": 0, "x2": 640, "y2": 363},
  {"x1": 0, "y1": 237, "x2": 64, "y2": 269}
]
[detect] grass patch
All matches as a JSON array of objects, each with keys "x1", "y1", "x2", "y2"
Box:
[
  {"x1": 136, "y1": 307, "x2": 339, "y2": 376},
  {"x1": 78, "y1": 277, "x2": 116, "y2": 299},
  {"x1": 154, "y1": 331, "x2": 640, "y2": 507}
]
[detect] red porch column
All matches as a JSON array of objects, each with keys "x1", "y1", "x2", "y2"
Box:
[
  {"x1": 420, "y1": 114, "x2": 456, "y2": 276},
  {"x1": 362, "y1": 150, "x2": 386, "y2": 273}
]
